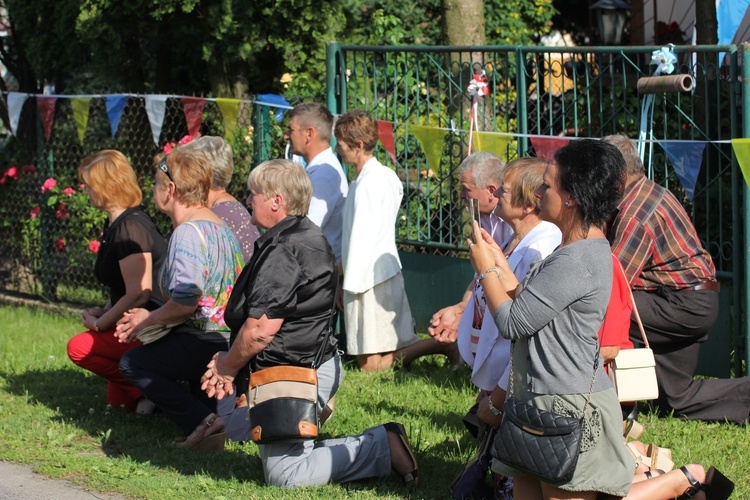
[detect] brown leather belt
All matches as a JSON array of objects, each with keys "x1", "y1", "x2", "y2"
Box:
[{"x1": 688, "y1": 281, "x2": 720, "y2": 292}]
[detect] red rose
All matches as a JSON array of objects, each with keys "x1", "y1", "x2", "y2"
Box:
[
  {"x1": 62, "y1": 187, "x2": 75, "y2": 195},
  {"x1": 0, "y1": 175, "x2": 6, "y2": 185},
  {"x1": 30, "y1": 206, "x2": 41, "y2": 218},
  {"x1": 55, "y1": 203, "x2": 69, "y2": 220},
  {"x1": 41, "y1": 178, "x2": 57, "y2": 193},
  {"x1": 21, "y1": 165, "x2": 36, "y2": 175},
  {"x1": 88, "y1": 240, "x2": 101, "y2": 253},
  {"x1": 54, "y1": 238, "x2": 66, "y2": 253},
  {"x1": 6, "y1": 165, "x2": 19, "y2": 180}
]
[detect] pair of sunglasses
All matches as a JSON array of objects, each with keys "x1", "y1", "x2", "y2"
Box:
[{"x1": 156, "y1": 156, "x2": 175, "y2": 185}]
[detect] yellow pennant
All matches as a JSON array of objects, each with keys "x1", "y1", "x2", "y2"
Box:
[
  {"x1": 732, "y1": 138, "x2": 750, "y2": 191},
  {"x1": 410, "y1": 125, "x2": 446, "y2": 172},
  {"x1": 216, "y1": 98, "x2": 241, "y2": 145},
  {"x1": 472, "y1": 131, "x2": 513, "y2": 161},
  {"x1": 71, "y1": 97, "x2": 92, "y2": 144}
]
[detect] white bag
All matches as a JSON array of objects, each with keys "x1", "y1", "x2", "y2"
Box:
[
  {"x1": 607, "y1": 260, "x2": 659, "y2": 403},
  {"x1": 608, "y1": 348, "x2": 658, "y2": 402}
]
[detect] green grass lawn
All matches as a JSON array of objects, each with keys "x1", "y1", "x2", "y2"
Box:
[{"x1": 0, "y1": 303, "x2": 748, "y2": 499}]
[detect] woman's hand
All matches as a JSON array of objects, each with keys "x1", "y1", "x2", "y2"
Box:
[
  {"x1": 468, "y1": 221, "x2": 498, "y2": 274},
  {"x1": 201, "y1": 352, "x2": 236, "y2": 400},
  {"x1": 81, "y1": 310, "x2": 99, "y2": 331},
  {"x1": 476, "y1": 392, "x2": 503, "y2": 429},
  {"x1": 115, "y1": 308, "x2": 150, "y2": 343}
]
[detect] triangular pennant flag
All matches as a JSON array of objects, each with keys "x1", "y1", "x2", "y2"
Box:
[
  {"x1": 216, "y1": 98, "x2": 241, "y2": 145},
  {"x1": 377, "y1": 120, "x2": 397, "y2": 165},
  {"x1": 71, "y1": 97, "x2": 92, "y2": 144},
  {"x1": 7, "y1": 92, "x2": 28, "y2": 136},
  {"x1": 37, "y1": 96, "x2": 57, "y2": 141},
  {"x1": 410, "y1": 125, "x2": 446, "y2": 172},
  {"x1": 256, "y1": 94, "x2": 291, "y2": 122},
  {"x1": 145, "y1": 95, "x2": 169, "y2": 146},
  {"x1": 530, "y1": 136, "x2": 571, "y2": 161},
  {"x1": 472, "y1": 131, "x2": 513, "y2": 161},
  {"x1": 732, "y1": 138, "x2": 750, "y2": 191},
  {"x1": 106, "y1": 95, "x2": 128, "y2": 139},
  {"x1": 182, "y1": 97, "x2": 206, "y2": 137},
  {"x1": 661, "y1": 141, "x2": 706, "y2": 202}
]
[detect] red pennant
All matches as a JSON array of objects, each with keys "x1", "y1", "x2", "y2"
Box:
[
  {"x1": 530, "y1": 136, "x2": 571, "y2": 161},
  {"x1": 377, "y1": 120, "x2": 397, "y2": 165},
  {"x1": 182, "y1": 97, "x2": 206, "y2": 137},
  {"x1": 38, "y1": 96, "x2": 57, "y2": 141}
]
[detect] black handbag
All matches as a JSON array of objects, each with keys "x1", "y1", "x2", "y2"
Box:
[
  {"x1": 449, "y1": 426, "x2": 496, "y2": 499},
  {"x1": 247, "y1": 277, "x2": 338, "y2": 444},
  {"x1": 491, "y1": 341, "x2": 598, "y2": 484}
]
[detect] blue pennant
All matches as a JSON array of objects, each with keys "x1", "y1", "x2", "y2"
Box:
[
  {"x1": 106, "y1": 95, "x2": 128, "y2": 139},
  {"x1": 660, "y1": 141, "x2": 706, "y2": 202}
]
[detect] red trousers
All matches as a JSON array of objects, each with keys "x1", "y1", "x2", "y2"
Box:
[{"x1": 67, "y1": 328, "x2": 143, "y2": 410}]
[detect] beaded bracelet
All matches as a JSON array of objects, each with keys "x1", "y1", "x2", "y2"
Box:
[{"x1": 476, "y1": 267, "x2": 501, "y2": 286}]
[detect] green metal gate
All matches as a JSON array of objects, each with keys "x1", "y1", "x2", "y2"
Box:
[{"x1": 326, "y1": 43, "x2": 747, "y2": 377}]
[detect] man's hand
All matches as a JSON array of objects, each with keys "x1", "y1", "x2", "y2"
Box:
[
  {"x1": 428, "y1": 303, "x2": 463, "y2": 343},
  {"x1": 115, "y1": 308, "x2": 150, "y2": 343}
]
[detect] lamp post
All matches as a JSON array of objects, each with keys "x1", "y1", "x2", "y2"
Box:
[{"x1": 590, "y1": 0, "x2": 631, "y2": 45}]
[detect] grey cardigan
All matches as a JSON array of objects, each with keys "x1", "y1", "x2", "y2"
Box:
[{"x1": 492, "y1": 238, "x2": 613, "y2": 395}]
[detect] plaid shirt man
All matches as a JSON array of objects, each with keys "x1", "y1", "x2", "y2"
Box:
[{"x1": 609, "y1": 176, "x2": 715, "y2": 290}]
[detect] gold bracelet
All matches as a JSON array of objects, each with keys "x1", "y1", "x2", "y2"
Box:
[{"x1": 487, "y1": 396, "x2": 503, "y2": 416}]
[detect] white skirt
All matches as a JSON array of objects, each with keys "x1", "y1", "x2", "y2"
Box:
[{"x1": 344, "y1": 272, "x2": 419, "y2": 355}]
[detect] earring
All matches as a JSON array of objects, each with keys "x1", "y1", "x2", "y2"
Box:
[{"x1": 564, "y1": 200, "x2": 572, "y2": 207}]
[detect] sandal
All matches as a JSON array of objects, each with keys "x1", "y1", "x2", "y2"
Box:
[
  {"x1": 622, "y1": 418, "x2": 644, "y2": 441},
  {"x1": 626, "y1": 442, "x2": 674, "y2": 473},
  {"x1": 644, "y1": 469, "x2": 665, "y2": 479},
  {"x1": 175, "y1": 413, "x2": 226, "y2": 453},
  {"x1": 384, "y1": 422, "x2": 420, "y2": 488},
  {"x1": 677, "y1": 465, "x2": 735, "y2": 500}
]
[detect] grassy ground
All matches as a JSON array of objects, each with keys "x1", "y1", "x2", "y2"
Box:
[{"x1": 0, "y1": 303, "x2": 748, "y2": 499}]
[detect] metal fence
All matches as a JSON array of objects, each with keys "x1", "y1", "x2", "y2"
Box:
[
  {"x1": 326, "y1": 43, "x2": 747, "y2": 374},
  {"x1": 0, "y1": 96, "x2": 293, "y2": 303}
]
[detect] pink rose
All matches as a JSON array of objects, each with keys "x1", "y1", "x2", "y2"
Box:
[
  {"x1": 21, "y1": 165, "x2": 35, "y2": 175},
  {"x1": 0, "y1": 175, "x2": 6, "y2": 186},
  {"x1": 41, "y1": 178, "x2": 57, "y2": 193},
  {"x1": 79, "y1": 183, "x2": 85, "y2": 190},
  {"x1": 162, "y1": 142, "x2": 175, "y2": 154},
  {"x1": 62, "y1": 187, "x2": 75, "y2": 196},
  {"x1": 88, "y1": 240, "x2": 101, "y2": 253},
  {"x1": 30, "y1": 206, "x2": 41, "y2": 218},
  {"x1": 178, "y1": 133, "x2": 200, "y2": 146},
  {"x1": 55, "y1": 203, "x2": 69, "y2": 220},
  {"x1": 6, "y1": 165, "x2": 19, "y2": 180},
  {"x1": 54, "y1": 237, "x2": 66, "y2": 253}
]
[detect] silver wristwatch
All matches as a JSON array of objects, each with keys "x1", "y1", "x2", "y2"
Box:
[{"x1": 487, "y1": 397, "x2": 503, "y2": 417}]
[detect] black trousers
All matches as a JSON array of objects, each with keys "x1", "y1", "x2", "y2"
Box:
[
  {"x1": 120, "y1": 329, "x2": 234, "y2": 435},
  {"x1": 630, "y1": 287, "x2": 750, "y2": 423}
]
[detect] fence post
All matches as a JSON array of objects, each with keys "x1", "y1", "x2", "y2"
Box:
[
  {"x1": 326, "y1": 42, "x2": 342, "y2": 116},
  {"x1": 742, "y1": 43, "x2": 750, "y2": 375},
  {"x1": 515, "y1": 47, "x2": 528, "y2": 156}
]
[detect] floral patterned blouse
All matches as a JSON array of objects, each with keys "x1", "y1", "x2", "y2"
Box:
[{"x1": 159, "y1": 220, "x2": 244, "y2": 342}]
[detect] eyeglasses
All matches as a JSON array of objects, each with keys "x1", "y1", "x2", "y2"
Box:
[{"x1": 156, "y1": 156, "x2": 175, "y2": 185}]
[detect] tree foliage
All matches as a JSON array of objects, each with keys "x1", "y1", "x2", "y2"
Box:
[{"x1": 0, "y1": 0, "x2": 554, "y2": 101}]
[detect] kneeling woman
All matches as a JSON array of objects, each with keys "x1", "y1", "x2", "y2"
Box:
[
  {"x1": 201, "y1": 159, "x2": 419, "y2": 488},
  {"x1": 116, "y1": 148, "x2": 244, "y2": 450}
]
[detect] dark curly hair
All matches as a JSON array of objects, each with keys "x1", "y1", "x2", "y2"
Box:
[{"x1": 554, "y1": 139, "x2": 625, "y2": 232}]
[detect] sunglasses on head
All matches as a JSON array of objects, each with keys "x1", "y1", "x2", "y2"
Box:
[{"x1": 156, "y1": 156, "x2": 175, "y2": 185}]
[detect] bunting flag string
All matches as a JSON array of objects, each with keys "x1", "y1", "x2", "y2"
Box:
[
  {"x1": 144, "y1": 95, "x2": 169, "y2": 146},
  {"x1": 216, "y1": 98, "x2": 241, "y2": 144},
  {"x1": 409, "y1": 125, "x2": 447, "y2": 172},
  {"x1": 731, "y1": 139, "x2": 750, "y2": 192},
  {"x1": 7, "y1": 92, "x2": 28, "y2": 136},
  {"x1": 377, "y1": 120, "x2": 397, "y2": 165},
  {"x1": 37, "y1": 96, "x2": 57, "y2": 141},
  {"x1": 106, "y1": 95, "x2": 128, "y2": 139},
  {"x1": 182, "y1": 97, "x2": 206, "y2": 137},
  {"x1": 530, "y1": 136, "x2": 570, "y2": 161},
  {"x1": 71, "y1": 97, "x2": 92, "y2": 144},
  {"x1": 660, "y1": 141, "x2": 706, "y2": 202},
  {"x1": 472, "y1": 131, "x2": 512, "y2": 161}
]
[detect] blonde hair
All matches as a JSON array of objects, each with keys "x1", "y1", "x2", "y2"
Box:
[
  {"x1": 154, "y1": 149, "x2": 212, "y2": 206},
  {"x1": 178, "y1": 136, "x2": 234, "y2": 189},
  {"x1": 247, "y1": 159, "x2": 311, "y2": 216},
  {"x1": 502, "y1": 157, "x2": 547, "y2": 212},
  {"x1": 78, "y1": 150, "x2": 142, "y2": 208}
]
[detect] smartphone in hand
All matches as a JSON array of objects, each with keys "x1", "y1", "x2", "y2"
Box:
[{"x1": 467, "y1": 198, "x2": 481, "y2": 243}]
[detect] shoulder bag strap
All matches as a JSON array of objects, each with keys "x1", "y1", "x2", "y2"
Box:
[
  {"x1": 611, "y1": 254, "x2": 649, "y2": 349},
  {"x1": 312, "y1": 268, "x2": 340, "y2": 369}
]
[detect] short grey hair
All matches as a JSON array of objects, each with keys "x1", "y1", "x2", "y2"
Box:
[
  {"x1": 178, "y1": 136, "x2": 235, "y2": 189},
  {"x1": 459, "y1": 152, "x2": 505, "y2": 188},
  {"x1": 602, "y1": 135, "x2": 645, "y2": 177},
  {"x1": 247, "y1": 159, "x2": 312, "y2": 216},
  {"x1": 289, "y1": 103, "x2": 334, "y2": 142}
]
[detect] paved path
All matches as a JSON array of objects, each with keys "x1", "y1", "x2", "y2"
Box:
[{"x1": 0, "y1": 462, "x2": 127, "y2": 500}]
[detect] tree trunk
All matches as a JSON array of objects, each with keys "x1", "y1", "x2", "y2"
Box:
[{"x1": 695, "y1": 0, "x2": 718, "y2": 45}]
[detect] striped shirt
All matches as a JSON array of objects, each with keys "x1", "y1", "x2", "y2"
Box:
[{"x1": 608, "y1": 176, "x2": 715, "y2": 290}]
